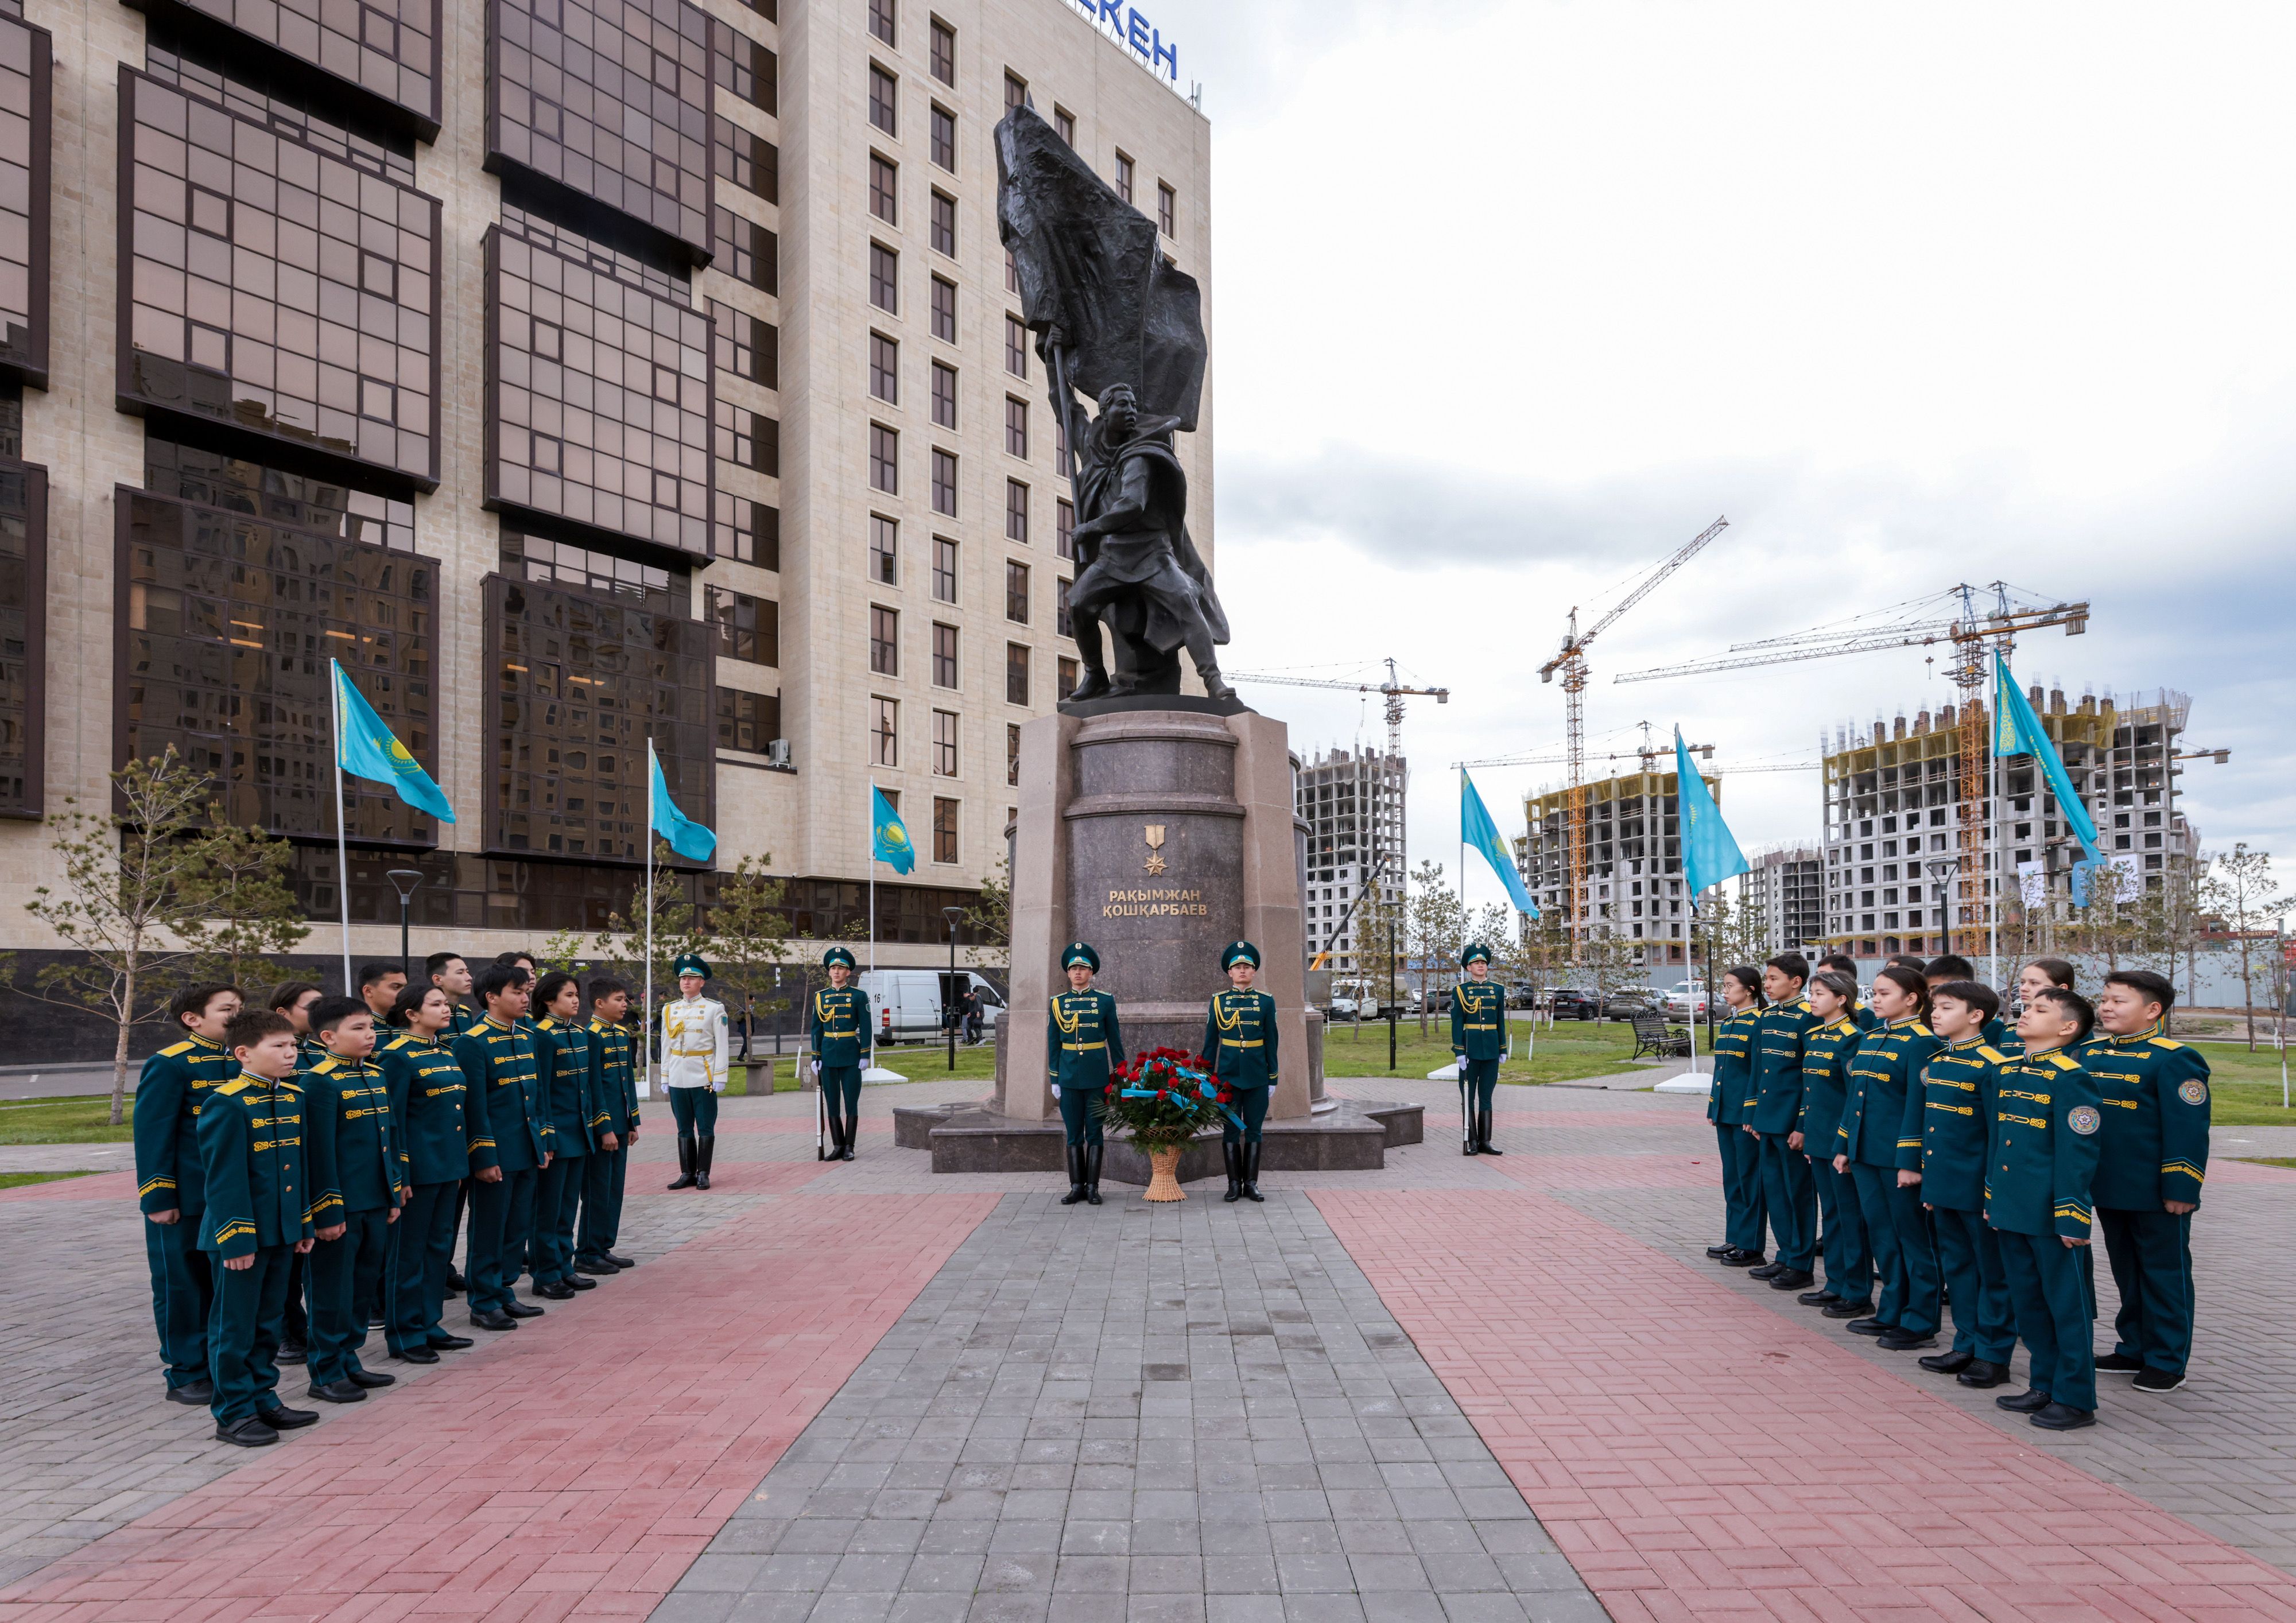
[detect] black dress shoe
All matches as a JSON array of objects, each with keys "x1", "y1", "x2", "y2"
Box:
[
  {"x1": 391, "y1": 1346, "x2": 441, "y2": 1364},
  {"x1": 166, "y1": 1377, "x2": 215, "y2": 1405},
  {"x1": 1919, "y1": 1350, "x2": 1975, "y2": 1374},
  {"x1": 347, "y1": 1369, "x2": 396, "y2": 1388},
  {"x1": 1956, "y1": 1361, "x2": 2010, "y2": 1388},
  {"x1": 1847, "y1": 1318, "x2": 1890, "y2": 1336},
  {"x1": 257, "y1": 1403, "x2": 319, "y2": 1429},
  {"x1": 367, "y1": 1314, "x2": 387, "y2": 1329},
  {"x1": 534, "y1": 1280, "x2": 577, "y2": 1300},
  {"x1": 1748, "y1": 1262, "x2": 1785, "y2": 1280},
  {"x1": 1720, "y1": 1249, "x2": 1764, "y2": 1268},
  {"x1": 2095, "y1": 1351, "x2": 2144, "y2": 1374},
  {"x1": 1797, "y1": 1290, "x2": 1839, "y2": 1307},
  {"x1": 1822, "y1": 1298, "x2": 1875, "y2": 1319},
  {"x1": 2132, "y1": 1368, "x2": 2186, "y2": 1393},
  {"x1": 605, "y1": 1253, "x2": 635, "y2": 1268},
  {"x1": 561, "y1": 1272, "x2": 597, "y2": 1290},
  {"x1": 503, "y1": 1299, "x2": 546, "y2": 1318},
  {"x1": 2031, "y1": 1401, "x2": 2095, "y2": 1430},
  {"x1": 1705, "y1": 1244, "x2": 1733, "y2": 1259},
  {"x1": 307, "y1": 1379, "x2": 368, "y2": 1403},
  {"x1": 1996, "y1": 1387, "x2": 2053, "y2": 1412},
  {"x1": 214, "y1": 1415, "x2": 279, "y2": 1447},
  {"x1": 276, "y1": 1340, "x2": 308, "y2": 1366},
  {"x1": 471, "y1": 1309, "x2": 519, "y2": 1331},
  {"x1": 447, "y1": 1268, "x2": 467, "y2": 1291},
  {"x1": 428, "y1": 1333, "x2": 474, "y2": 1351},
  {"x1": 573, "y1": 1259, "x2": 620, "y2": 1275},
  {"x1": 1767, "y1": 1269, "x2": 1816, "y2": 1291},
  {"x1": 1878, "y1": 1330, "x2": 1937, "y2": 1351}
]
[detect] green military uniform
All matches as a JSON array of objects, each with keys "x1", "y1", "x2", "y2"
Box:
[
  {"x1": 1049, "y1": 942, "x2": 1123, "y2": 1206},
  {"x1": 1797, "y1": 1014, "x2": 1871, "y2": 1309},
  {"x1": 1204, "y1": 940, "x2": 1278, "y2": 1203},
  {"x1": 1838, "y1": 1018, "x2": 1944, "y2": 1339},
  {"x1": 1921, "y1": 1039, "x2": 2016, "y2": 1372},
  {"x1": 1987, "y1": 1046, "x2": 2103, "y2": 1420},
  {"x1": 378, "y1": 1028, "x2": 471, "y2": 1357},
  {"x1": 281, "y1": 1033, "x2": 328, "y2": 1357},
  {"x1": 530, "y1": 1014, "x2": 598, "y2": 1290},
  {"x1": 447, "y1": 1002, "x2": 485, "y2": 1040},
  {"x1": 1450, "y1": 945, "x2": 1508, "y2": 1157},
  {"x1": 1751, "y1": 997, "x2": 1822, "y2": 1281},
  {"x1": 196, "y1": 1070, "x2": 313, "y2": 1431},
  {"x1": 301, "y1": 1052, "x2": 403, "y2": 1392},
  {"x1": 810, "y1": 948, "x2": 871, "y2": 1162},
  {"x1": 578, "y1": 1016, "x2": 640, "y2": 1269},
  {"x1": 2076, "y1": 1020, "x2": 2210, "y2": 1383},
  {"x1": 1706, "y1": 1005, "x2": 1764, "y2": 1259},
  {"x1": 133, "y1": 1032, "x2": 238, "y2": 1396},
  {"x1": 456, "y1": 1015, "x2": 552, "y2": 1322}
]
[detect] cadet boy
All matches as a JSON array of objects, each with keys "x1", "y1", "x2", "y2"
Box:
[
  {"x1": 577, "y1": 978, "x2": 639, "y2": 1272},
  {"x1": 1450, "y1": 944, "x2": 1508, "y2": 1157},
  {"x1": 428, "y1": 952, "x2": 483, "y2": 1038},
  {"x1": 1987, "y1": 985, "x2": 2103, "y2": 1430},
  {"x1": 357, "y1": 962, "x2": 408, "y2": 1026},
  {"x1": 809, "y1": 949, "x2": 868, "y2": 1164},
  {"x1": 198, "y1": 1008, "x2": 317, "y2": 1446},
  {"x1": 378, "y1": 985, "x2": 475, "y2": 1364},
  {"x1": 135, "y1": 983, "x2": 243, "y2": 1406},
  {"x1": 2079, "y1": 968, "x2": 2210, "y2": 1392},
  {"x1": 1926, "y1": 955, "x2": 2008, "y2": 1046},
  {"x1": 457, "y1": 965, "x2": 553, "y2": 1331},
  {"x1": 530, "y1": 973, "x2": 601, "y2": 1296},
  {"x1": 1748, "y1": 954, "x2": 1821, "y2": 1291},
  {"x1": 266, "y1": 984, "x2": 323, "y2": 1361},
  {"x1": 1917, "y1": 980, "x2": 2016, "y2": 1388},
  {"x1": 300, "y1": 997, "x2": 402, "y2": 1403},
  {"x1": 1205, "y1": 941, "x2": 1278, "y2": 1204},
  {"x1": 1049, "y1": 942, "x2": 1124, "y2": 1206}
]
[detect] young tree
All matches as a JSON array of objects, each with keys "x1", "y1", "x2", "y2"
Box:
[
  {"x1": 2205, "y1": 844, "x2": 2280, "y2": 1049},
  {"x1": 176, "y1": 806, "x2": 311, "y2": 994},
  {"x1": 1404, "y1": 860, "x2": 1465, "y2": 1037},
  {"x1": 15, "y1": 750, "x2": 215, "y2": 1125},
  {"x1": 1347, "y1": 868, "x2": 1406, "y2": 1019},
  {"x1": 595, "y1": 840, "x2": 703, "y2": 1009},
  {"x1": 706, "y1": 855, "x2": 798, "y2": 1066},
  {"x1": 962, "y1": 857, "x2": 1011, "y2": 976},
  {"x1": 537, "y1": 928, "x2": 596, "y2": 976}
]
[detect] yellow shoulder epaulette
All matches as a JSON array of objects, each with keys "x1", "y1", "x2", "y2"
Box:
[
  {"x1": 383, "y1": 1032, "x2": 415, "y2": 1050},
  {"x1": 1976, "y1": 1045, "x2": 2008, "y2": 1063},
  {"x1": 2048, "y1": 1052, "x2": 2078, "y2": 1070},
  {"x1": 160, "y1": 1040, "x2": 195, "y2": 1057},
  {"x1": 1794, "y1": 999, "x2": 1812, "y2": 1012},
  {"x1": 1909, "y1": 1022, "x2": 1934, "y2": 1036},
  {"x1": 2148, "y1": 1036, "x2": 2185, "y2": 1050},
  {"x1": 217, "y1": 1077, "x2": 251, "y2": 1096}
]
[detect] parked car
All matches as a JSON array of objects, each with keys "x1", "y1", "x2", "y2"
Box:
[
  {"x1": 1326, "y1": 993, "x2": 1359, "y2": 1019},
  {"x1": 859, "y1": 969, "x2": 1007, "y2": 1044},
  {"x1": 1507, "y1": 981, "x2": 1538, "y2": 1009},
  {"x1": 1543, "y1": 988, "x2": 1599, "y2": 1021},
  {"x1": 1600, "y1": 990, "x2": 1654, "y2": 1019},
  {"x1": 1660, "y1": 981, "x2": 1711, "y2": 1018}
]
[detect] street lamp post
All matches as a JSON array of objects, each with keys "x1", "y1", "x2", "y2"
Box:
[
  {"x1": 386, "y1": 869, "x2": 423, "y2": 981},
  {"x1": 941, "y1": 906, "x2": 964, "y2": 1072}
]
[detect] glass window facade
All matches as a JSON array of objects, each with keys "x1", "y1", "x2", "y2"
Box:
[
  {"x1": 121, "y1": 69, "x2": 443, "y2": 485},
  {"x1": 150, "y1": 0, "x2": 441, "y2": 133},
  {"x1": 501, "y1": 530, "x2": 685, "y2": 613},
  {"x1": 715, "y1": 115, "x2": 776, "y2": 203},
  {"x1": 715, "y1": 205, "x2": 776, "y2": 294},
  {"x1": 485, "y1": 226, "x2": 713, "y2": 556},
  {"x1": 0, "y1": 455, "x2": 42, "y2": 816},
  {"x1": 145, "y1": 43, "x2": 417, "y2": 183},
  {"x1": 0, "y1": 18, "x2": 48, "y2": 388},
  {"x1": 711, "y1": 20, "x2": 774, "y2": 115},
  {"x1": 146, "y1": 434, "x2": 416, "y2": 552},
  {"x1": 713, "y1": 490, "x2": 777, "y2": 568},
  {"x1": 707, "y1": 582, "x2": 776, "y2": 664},
  {"x1": 716, "y1": 684, "x2": 780, "y2": 752},
  {"x1": 712, "y1": 299, "x2": 775, "y2": 386}
]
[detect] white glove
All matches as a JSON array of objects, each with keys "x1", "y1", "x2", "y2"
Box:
[{"x1": 1051, "y1": 1084, "x2": 1062, "y2": 1099}]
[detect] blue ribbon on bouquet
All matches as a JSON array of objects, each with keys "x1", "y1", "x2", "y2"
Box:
[{"x1": 1118, "y1": 1063, "x2": 1246, "y2": 1132}]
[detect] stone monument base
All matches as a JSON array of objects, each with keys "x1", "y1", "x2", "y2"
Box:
[{"x1": 891, "y1": 1097, "x2": 1423, "y2": 1183}]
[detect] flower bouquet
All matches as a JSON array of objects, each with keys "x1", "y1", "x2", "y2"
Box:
[{"x1": 1104, "y1": 1047, "x2": 1236, "y2": 1201}]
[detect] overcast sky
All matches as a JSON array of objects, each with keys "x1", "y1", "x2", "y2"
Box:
[{"x1": 1115, "y1": 0, "x2": 2296, "y2": 908}]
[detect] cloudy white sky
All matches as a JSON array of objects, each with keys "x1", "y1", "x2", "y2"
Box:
[{"x1": 1119, "y1": 0, "x2": 2296, "y2": 908}]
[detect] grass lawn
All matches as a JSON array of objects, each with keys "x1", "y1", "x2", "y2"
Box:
[
  {"x1": 2180, "y1": 1042, "x2": 2296, "y2": 1127},
  {"x1": 2233, "y1": 1157, "x2": 2296, "y2": 1171},
  {"x1": 0, "y1": 1094, "x2": 135, "y2": 1146},
  {"x1": 0, "y1": 1169, "x2": 100, "y2": 1189}
]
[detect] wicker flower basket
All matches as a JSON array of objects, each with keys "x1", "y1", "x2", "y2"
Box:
[{"x1": 1142, "y1": 1146, "x2": 1186, "y2": 1202}]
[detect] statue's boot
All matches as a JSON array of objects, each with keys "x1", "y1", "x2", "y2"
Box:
[
  {"x1": 1069, "y1": 666, "x2": 1112, "y2": 701},
  {"x1": 1186, "y1": 631, "x2": 1238, "y2": 702}
]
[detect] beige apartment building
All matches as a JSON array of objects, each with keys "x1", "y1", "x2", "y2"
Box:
[{"x1": 0, "y1": 0, "x2": 1212, "y2": 1035}]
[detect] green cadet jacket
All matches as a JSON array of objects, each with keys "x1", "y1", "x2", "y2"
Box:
[
  {"x1": 810, "y1": 987, "x2": 873, "y2": 1067},
  {"x1": 1707, "y1": 1007, "x2": 1760, "y2": 1127},
  {"x1": 1750, "y1": 1000, "x2": 1820, "y2": 1136},
  {"x1": 1795, "y1": 1015, "x2": 1864, "y2": 1154},
  {"x1": 1839, "y1": 1019, "x2": 1943, "y2": 1170},
  {"x1": 1919, "y1": 1038, "x2": 2005, "y2": 1212},
  {"x1": 195, "y1": 1072, "x2": 313, "y2": 1258},
  {"x1": 378, "y1": 1031, "x2": 475, "y2": 1186},
  {"x1": 1449, "y1": 981, "x2": 1508, "y2": 1063},
  {"x1": 534, "y1": 1014, "x2": 600, "y2": 1155},
  {"x1": 588, "y1": 1017, "x2": 642, "y2": 1135},
  {"x1": 2074, "y1": 1023, "x2": 2211, "y2": 1209},
  {"x1": 1204, "y1": 989, "x2": 1278, "y2": 1090},
  {"x1": 1048, "y1": 989, "x2": 1124, "y2": 1089},
  {"x1": 133, "y1": 1034, "x2": 238, "y2": 1217},
  {"x1": 1985, "y1": 1048, "x2": 2102, "y2": 1241},
  {"x1": 302, "y1": 1054, "x2": 404, "y2": 1221},
  {"x1": 456, "y1": 1016, "x2": 552, "y2": 1174}
]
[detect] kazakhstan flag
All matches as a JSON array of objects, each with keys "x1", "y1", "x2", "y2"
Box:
[
  {"x1": 1993, "y1": 651, "x2": 2099, "y2": 858},
  {"x1": 332, "y1": 660, "x2": 454, "y2": 822},
  {"x1": 872, "y1": 784, "x2": 916, "y2": 875},
  {"x1": 1676, "y1": 728, "x2": 1747, "y2": 904},
  {"x1": 1460, "y1": 771, "x2": 1539, "y2": 917},
  {"x1": 649, "y1": 742, "x2": 717, "y2": 861}
]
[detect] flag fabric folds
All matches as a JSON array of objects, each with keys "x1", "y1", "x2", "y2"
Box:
[
  {"x1": 332, "y1": 659, "x2": 454, "y2": 822},
  {"x1": 1676, "y1": 728, "x2": 1748, "y2": 904},
  {"x1": 871, "y1": 785, "x2": 916, "y2": 875},
  {"x1": 1992, "y1": 652, "x2": 2100, "y2": 859},
  {"x1": 649, "y1": 743, "x2": 716, "y2": 861},
  {"x1": 1460, "y1": 771, "x2": 1539, "y2": 918}
]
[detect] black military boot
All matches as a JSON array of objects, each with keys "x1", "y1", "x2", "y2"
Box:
[
  {"x1": 1476, "y1": 1111, "x2": 1502, "y2": 1156},
  {"x1": 1241, "y1": 1141, "x2": 1265, "y2": 1202},
  {"x1": 695, "y1": 1135, "x2": 715, "y2": 1190},
  {"x1": 1222, "y1": 1140, "x2": 1243, "y2": 1202},
  {"x1": 1084, "y1": 1143, "x2": 1104, "y2": 1205},
  {"x1": 1060, "y1": 1144, "x2": 1088, "y2": 1205},
  {"x1": 668, "y1": 1135, "x2": 698, "y2": 1190}
]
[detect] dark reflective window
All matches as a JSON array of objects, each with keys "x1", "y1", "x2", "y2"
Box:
[
  {"x1": 712, "y1": 491, "x2": 777, "y2": 568},
  {"x1": 713, "y1": 398, "x2": 776, "y2": 474},
  {"x1": 868, "y1": 64, "x2": 896, "y2": 135},
  {"x1": 1003, "y1": 476, "x2": 1026, "y2": 542},
  {"x1": 121, "y1": 71, "x2": 441, "y2": 484},
  {"x1": 1004, "y1": 558, "x2": 1027, "y2": 623},
  {"x1": 716, "y1": 115, "x2": 777, "y2": 203},
  {"x1": 716, "y1": 685, "x2": 779, "y2": 752},
  {"x1": 707, "y1": 583, "x2": 776, "y2": 665},
  {"x1": 867, "y1": 0, "x2": 894, "y2": 46},
  {"x1": 145, "y1": 43, "x2": 417, "y2": 182},
  {"x1": 868, "y1": 422, "x2": 897, "y2": 492},
  {"x1": 868, "y1": 241, "x2": 897, "y2": 313},
  {"x1": 930, "y1": 622, "x2": 955, "y2": 688},
  {"x1": 1004, "y1": 640, "x2": 1027, "y2": 706},
  {"x1": 0, "y1": 455, "x2": 43, "y2": 815},
  {"x1": 930, "y1": 274, "x2": 955, "y2": 343},
  {"x1": 150, "y1": 0, "x2": 440, "y2": 129},
  {"x1": 503, "y1": 203, "x2": 680, "y2": 296},
  {"x1": 867, "y1": 513, "x2": 895, "y2": 584},
  {"x1": 929, "y1": 103, "x2": 953, "y2": 170},
  {"x1": 714, "y1": 205, "x2": 777, "y2": 294},
  {"x1": 930, "y1": 534, "x2": 955, "y2": 603},
  {"x1": 868, "y1": 330, "x2": 896, "y2": 402},
  {"x1": 929, "y1": 189, "x2": 955, "y2": 257},
  {"x1": 500, "y1": 530, "x2": 686, "y2": 614},
  {"x1": 148, "y1": 435, "x2": 416, "y2": 552},
  {"x1": 485, "y1": 572, "x2": 713, "y2": 863},
  {"x1": 933, "y1": 794, "x2": 956, "y2": 860},
  {"x1": 711, "y1": 21, "x2": 774, "y2": 115},
  {"x1": 486, "y1": 226, "x2": 713, "y2": 555},
  {"x1": 869, "y1": 604, "x2": 897, "y2": 675},
  {"x1": 868, "y1": 152, "x2": 897, "y2": 224},
  {"x1": 711, "y1": 299, "x2": 775, "y2": 386},
  {"x1": 0, "y1": 18, "x2": 48, "y2": 387},
  {"x1": 930, "y1": 359, "x2": 955, "y2": 428},
  {"x1": 930, "y1": 446, "x2": 955, "y2": 515},
  {"x1": 928, "y1": 17, "x2": 953, "y2": 85},
  {"x1": 120, "y1": 486, "x2": 438, "y2": 843}
]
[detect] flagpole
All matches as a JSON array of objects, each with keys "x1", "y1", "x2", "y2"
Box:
[
  {"x1": 646, "y1": 739, "x2": 657, "y2": 1101},
  {"x1": 331, "y1": 661, "x2": 352, "y2": 995},
  {"x1": 867, "y1": 782, "x2": 878, "y2": 974},
  {"x1": 1987, "y1": 657, "x2": 2001, "y2": 986}
]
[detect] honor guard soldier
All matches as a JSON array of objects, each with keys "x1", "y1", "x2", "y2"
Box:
[
  {"x1": 2079, "y1": 968, "x2": 2209, "y2": 1393},
  {"x1": 197, "y1": 1008, "x2": 318, "y2": 1446},
  {"x1": 1706, "y1": 969, "x2": 1766, "y2": 1266},
  {"x1": 377, "y1": 985, "x2": 476, "y2": 1365},
  {"x1": 1988, "y1": 986, "x2": 2104, "y2": 1430},
  {"x1": 664, "y1": 954, "x2": 731, "y2": 1185},
  {"x1": 135, "y1": 983, "x2": 243, "y2": 1407},
  {"x1": 1204, "y1": 941, "x2": 1278, "y2": 1203},
  {"x1": 1049, "y1": 942, "x2": 1124, "y2": 1206},
  {"x1": 1450, "y1": 945, "x2": 1508, "y2": 1156},
  {"x1": 1748, "y1": 955, "x2": 1822, "y2": 1291},
  {"x1": 530, "y1": 973, "x2": 601, "y2": 1293},
  {"x1": 809, "y1": 948, "x2": 870, "y2": 1163},
  {"x1": 577, "y1": 978, "x2": 641, "y2": 1273},
  {"x1": 299, "y1": 997, "x2": 402, "y2": 1404},
  {"x1": 1916, "y1": 981, "x2": 2016, "y2": 1388},
  {"x1": 456, "y1": 965, "x2": 553, "y2": 1332},
  {"x1": 1833, "y1": 965, "x2": 1944, "y2": 1350},
  {"x1": 1795, "y1": 970, "x2": 1872, "y2": 1318}
]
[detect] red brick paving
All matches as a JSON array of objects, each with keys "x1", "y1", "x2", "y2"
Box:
[
  {"x1": 0, "y1": 1168, "x2": 997, "y2": 1623},
  {"x1": 0, "y1": 1173, "x2": 135, "y2": 1205},
  {"x1": 1313, "y1": 1182, "x2": 2296, "y2": 1623}
]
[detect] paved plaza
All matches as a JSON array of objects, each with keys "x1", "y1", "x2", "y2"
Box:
[{"x1": 2, "y1": 1076, "x2": 2294, "y2": 1622}]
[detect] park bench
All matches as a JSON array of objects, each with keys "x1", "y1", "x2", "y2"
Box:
[{"x1": 1631, "y1": 1008, "x2": 1692, "y2": 1060}]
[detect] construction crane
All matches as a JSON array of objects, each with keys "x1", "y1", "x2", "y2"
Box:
[
  {"x1": 1536, "y1": 516, "x2": 1729, "y2": 961},
  {"x1": 1614, "y1": 583, "x2": 2089, "y2": 960}
]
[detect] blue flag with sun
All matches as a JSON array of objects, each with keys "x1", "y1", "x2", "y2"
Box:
[
  {"x1": 332, "y1": 660, "x2": 454, "y2": 822},
  {"x1": 872, "y1": 785, "x2": 916, "y2": 874}
]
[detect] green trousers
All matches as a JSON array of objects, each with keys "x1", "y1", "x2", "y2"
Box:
[
  {"x1": 669, "y1": 1086, "x2": 721, "y2": 1133},
  {"x1": 577, "y1": 1147, "x2": 627, "y2": 1264},
  {"x1": 207, "y1": 1243, "x2": 293, "y2": 1424},
  {"x1": 1459, "y1": 1057, "x2": 1499, "y2": 1112},
  {"x1": 307, "y1": 1206, "x2": 390, "y2": 1385},
  {"x1": 816, "y1": 1067, "x2": 860, "y2": 1140},
  {"x1": 1933, "y1": 1205, "x2": 2015, "y2": 1364},
  {"x1": 467, "y1": 1167, "x2": 538, "y2": 1314},
  {"x1": 1056, "y1": 1084, "x2": 1107, "y2": 1147},
  {"x1": 1998, "y1": 1229, "x2": 2097, "y2": 1410},
  {"x1": 530, "y1": 1151, "x2": 585, "y2": 1284},
  {"x1": 387, "y1": 1181, "x2": 459, "y2": 1354},
  {"x1": 1220, "y1": 1085, "x2": 1269, "y2": 1146},
  {"x1": 145, "y1": 1214, "x2": 212, "y2": 1391}
]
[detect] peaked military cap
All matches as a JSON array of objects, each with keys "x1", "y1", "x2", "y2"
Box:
[
  {"x1": 673, "y1": 953, "x2": 712, "y2": 979},
  {"x1": 1460, "y1": 942, "x2": 1492, "y2": 966},
  {"x1": 1062, "y1": 942, "x2": 1101, "y2": 972},
  {"x1": 1221, "y1": 940, "x2": 1261, "y2": 970},
  {"x1": 821, "y1": 946, "x2": 858, "y2": 970}
]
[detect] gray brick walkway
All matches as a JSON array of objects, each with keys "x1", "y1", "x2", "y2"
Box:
[{"x1": 653, "y1": 1193, "x2": 1605, "y2": 1623}]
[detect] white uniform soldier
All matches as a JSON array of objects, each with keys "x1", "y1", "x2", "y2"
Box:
[{"x1": 660, "y1": 953, "x2": 729, "y2": 1190}]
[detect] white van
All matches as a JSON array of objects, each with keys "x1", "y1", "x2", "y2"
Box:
[{"x1": 859, "y1": 969, "x2": 1007, "y2": 1043}]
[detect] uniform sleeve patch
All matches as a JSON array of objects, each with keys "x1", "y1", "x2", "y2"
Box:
[
  {"x1": 2068, "y1": 1105, "x2": 2101, "y2": 1136},
  {"x1": 2178, "y1": 1078, "x2": 2209, "y2": 1106}
]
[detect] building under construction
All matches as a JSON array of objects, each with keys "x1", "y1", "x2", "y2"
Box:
[
  {"x1": 1516, "y1": 768, "x2": 1725, "y2": 966},
  {"x1": 1297, "y1": 747, "x2": 1408, "y2": 972},
  {"x1": 1741, "y1": 847, "x2": 1826, "y2": 956},
  {"x1": 1819, "y1": 686, "x2": 2198, "y2": 958}
]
